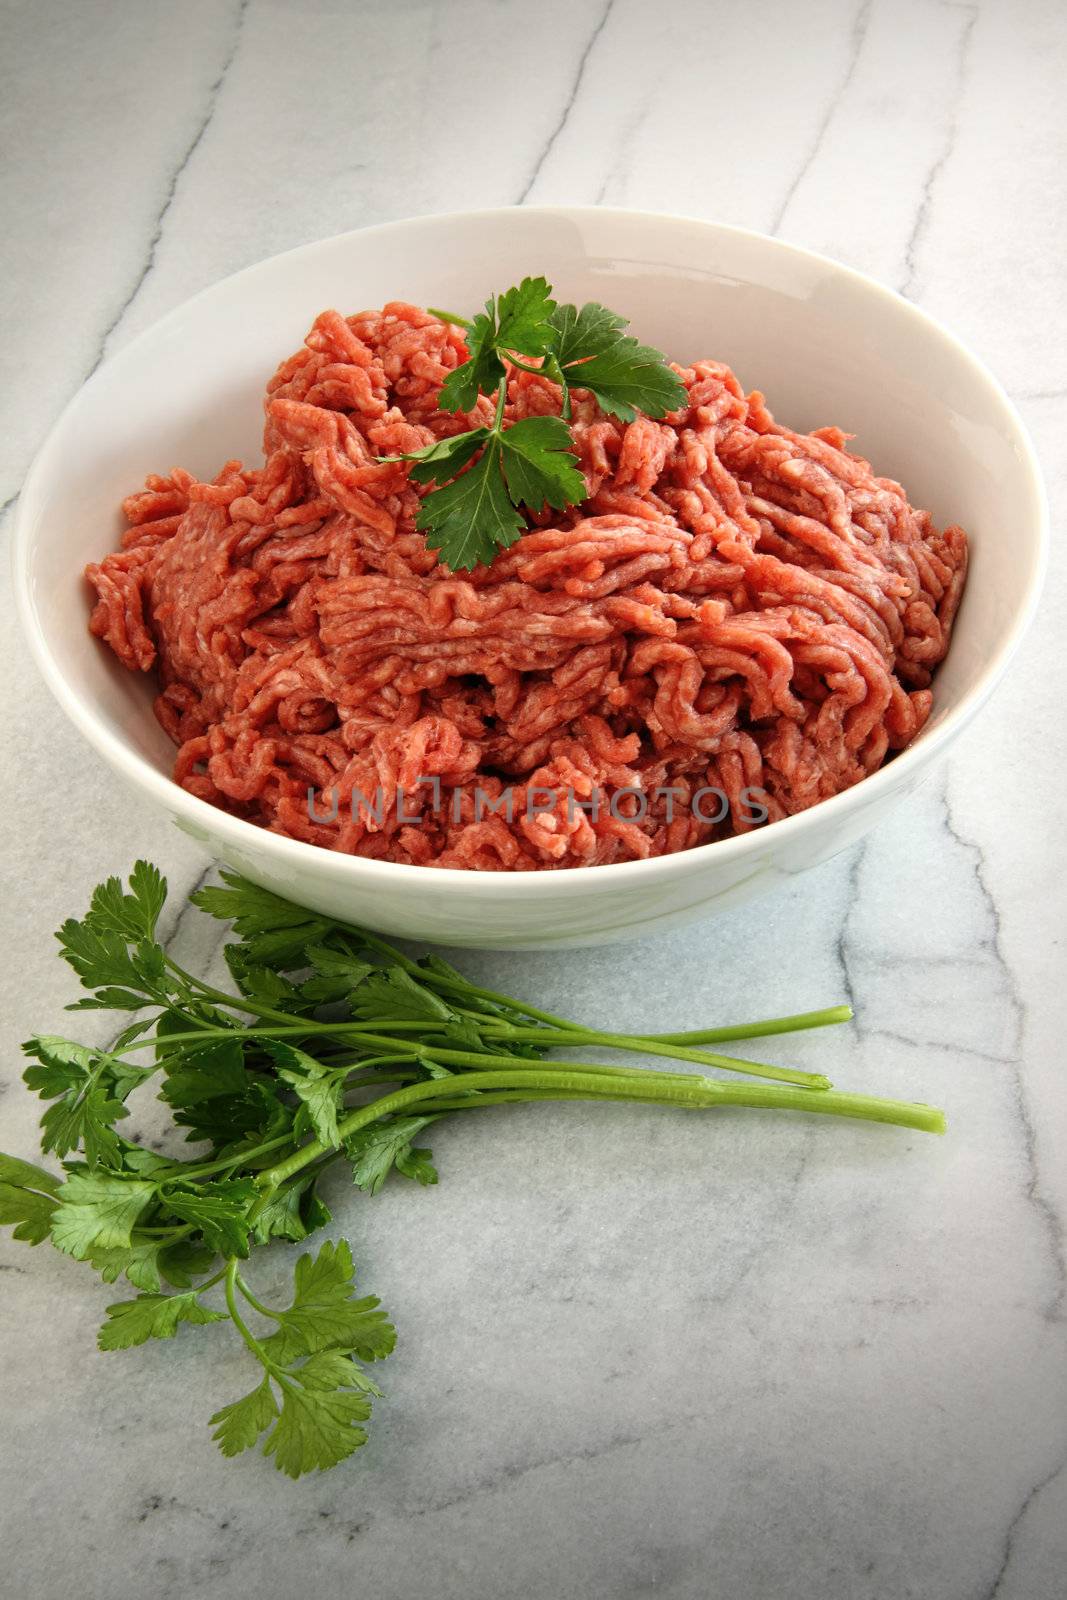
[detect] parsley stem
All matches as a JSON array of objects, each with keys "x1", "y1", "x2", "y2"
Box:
[
  {"x1": 173, "y1": 944, "x2": 843, "y2": 1053},
  {"x1": 180, "y1": 1133, "x2": 298, "y2": 1182},
  {"x1": 640, "y1": 1006, "x2": 853, "y2": 1045},
  {"x1": 477, "y1": 1027, "x2": 830, "y2": 1089},
  {"x1": 223, "y1": 1263, "x2": 295, "y2": 1395},
  {"x1": 409, "y1": 1088, "x2": 651, "y2": 1113},
  {"x1": 505, "y1": 355, "x2": 551, "y2": 378},
  {"x1": 330, "y1": 1052, "x2": 687, "y2": 1085},
  {"x1": 326, "y1": 925, "x2": 851, "y2": 1045},
  {"x1": 224, "y1": 1259, "x2": 272, "y2": 1363},
  {"x1": 109, "y1": 1019, "x2": 824, "y2": 1091},
  {"x1": 256, "y1": 1069, "x2": 945, "y2": 1192},
  {"x1": 161, "y1": 958, "x2": 305, "y2": 1028},
  {"x1": 351, "y1": 1036, "x2": 825, "y2": 1090},
  {"x1": 381, "y1": 962, "x2": 577, "y2": 1028},
  {"x1": 108, "y1": 1022, "x2": 433, "y2": 1055},
  {"x1": 235, "y1": 1275, "x2": 278, "y2": 1321},
  {"x1": 427, "y1": 306, "x2": 472, "y2": 330},
  {"x1": 323, "y1": 924, "x2": 580, "y2": 1028},
  {"x1": 336, "y1": 1039, "x2": 800, "y2": 1087}
]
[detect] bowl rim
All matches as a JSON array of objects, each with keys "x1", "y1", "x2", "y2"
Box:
[{"x1": 13, "y1": 204, "x2": 1049, "y2": 899}]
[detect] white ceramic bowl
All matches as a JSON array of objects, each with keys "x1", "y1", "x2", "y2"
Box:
[{"x1": 14, "y1": 208, "x2": 1047, "y2": 948}]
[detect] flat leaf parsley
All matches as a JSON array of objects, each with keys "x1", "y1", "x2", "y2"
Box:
[
  {"x1": 389, "y1": 277, "x2": 689, "y2": 570},
  {"x1": 0, "y1": 862, "x2": 946, "y2": 1480}
]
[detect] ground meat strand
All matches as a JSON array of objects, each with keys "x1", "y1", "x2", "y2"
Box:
[{"x1": 86, "y1": 300, "x2": 968, "y2": 870}]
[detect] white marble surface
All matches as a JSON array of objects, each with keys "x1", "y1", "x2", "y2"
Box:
[{"x1": 1, "y1": 2, "x2": 1065, "y2": 1596}]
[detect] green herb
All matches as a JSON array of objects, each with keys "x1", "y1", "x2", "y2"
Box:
[
  {"x1": 389, "y1": 276, "x2": 688, "y2": 570},
  {"x1": 0, "y1": 1152, "x2": 62, "y2": 1243},
  {"x1": 0, "y1": 862, "x2": 945, "y2": 1478}
]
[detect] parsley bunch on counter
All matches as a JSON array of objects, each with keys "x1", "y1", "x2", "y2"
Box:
[
  {"x1": 391, "y1": 277, "x2": 688, "y2": 569},
  {"x1": 0, "y1": 864, "x2": 944, "y2": 1478}
]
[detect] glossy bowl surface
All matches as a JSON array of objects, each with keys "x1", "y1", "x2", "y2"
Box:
[{"x1": 13, "y1": 208, "x2": 1047, "y2": 947}]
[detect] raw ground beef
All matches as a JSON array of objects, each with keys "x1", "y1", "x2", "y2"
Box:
[{"x1": 86, "y1": 302, "x2": 968, "y2": 870}]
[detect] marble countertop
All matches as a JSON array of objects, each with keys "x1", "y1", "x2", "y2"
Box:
[{"x1": 2, "y1": 2, "x2": 1064, "y2": 1596}]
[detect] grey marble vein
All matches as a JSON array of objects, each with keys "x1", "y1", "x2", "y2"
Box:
[
  {"x1": 833, "y1": 839, "x2": 865, "y2": 1021},
  {"x1": 866, "y1": 1029, "x2": 1015, "y2": 1067},
  {"x1": 517, "y1": 0, "x2": 616, "y2": 204},
  {"x1": 85, "y1": 0, "x2": 250, "y2": 378},
  {"x1": 592, "y1": 94, "x2": 651, "y2": 206},
  {"x1": 769, "y1": 0, "x2": 874, "y2": 236},
  {"x1": 941, "y1": 782, "x2": 1067, "y2": 1322},
  {"x1": 158, "y1": 861, "x2": 217, "y2": 953},
  {"x1": 983, "y1": 1458, "x2": 1066, "y2": 1600},
  {"x1": 899, "y1": 0, "x2": 979, "y2": 297}
]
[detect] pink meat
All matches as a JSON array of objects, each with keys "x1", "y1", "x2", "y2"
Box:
[{"x1": 86, "y1": 301, "x2": 968, "y2": 870}]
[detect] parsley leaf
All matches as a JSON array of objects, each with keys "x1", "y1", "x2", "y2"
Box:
[
  {"x1": 55, "y1": 919, "x2": 164, "y2": 1003},
  {"x1": 264, "y1": 1041, "x2": 343, "y2": 1150},
  {"x1": 191, "y1": 871, "x2": 333, "y2": 966},
  {"x1": 157, "y1": 1238, "x2": 223, "y2": 1288},
  {"x1": 499, "y1": 416, "x2": 585, "y2": 510},
  {"x1": 159, "y1": 1036, "x2": 249, "y2": 1111},
  {"x1": 438, "y1": 277, "x2": 556, "y2": 413},
  {"x1": 395, "y1": 1144, "x2": 438, "y2": 1185},
  {"x1": 208, "y1": 1242, "x2": 395, "y2": 1477},
  {"x1": 438, "y1": 310, "x2": 503, "y2": 413},
  {"x1": 257, "y1": 1238, "x2": 395, "y2": 1365},
  {"x1": 224, "y1": 945, "x2": 305, "y2": 1014},
  {"x1": 404, "y1": 427, "x2": 489, "y2": 485},
  {"x1": 416, "y1": 434, "x2": 525, "y2": 571},
  {"x1": 160, "y1": 1179, "x2": 258, "y2": 1258},
  {"x1": 348, "y1": 967, "x2": 455, "y2": 1024},
  {"x1": 251, "y1": 1174, "x2": 331, "y2": 1245},
  {"x1": 0, "y1": 1184, "x2": 59, "y2": 1246},
  {"x1": 549, "y1": 299, "x2": 687, "y2": 420},
  {"x1": 549, "y1": 299, "x2": 628, "y2": 365},
  {"x1": 0, "y1": 1152, "x2": 62, "y2": 1244},
  {"x1": 87, "y1": 1237, "x2": 169, "y2": 1292},
  {"x1": 98, "y1": 1290, "x2": 226, "y2": 1350},
  {"x1": 393, "y1": 278, "x2": 686, "y2": 569},
  {"x1": 50, "y1": 1173, "x2": 156, "y2": 1259},
  {"x1": 345, "y1": 1115, "x2": 440, "y2": 1195},
  {"x1": 84, "y1": 861, "x2": 167, "y2": 943},
  {"x1": 41, "y1": 1089, "x2": 128, "y2": 1165},
  {"x1": 262, "y1": 1378, "x2": 374, "y2": 1478},
  {"x1": 299, "y1": 946, "x2": 374, "y2": 1006},
  {"x1": 85, "y1": 1233, "x2": 216, "y2": 1293},
  {"x1": 171, "y1": 1077, "x2": 293, "y2": 1153},
  {"x1": 154, "y1": 1015, "x2": 292, "y2": 1155},
  {"x1": 23, "y1": 1037, "x2": 128, "y2": 1164},
  {"x1": 0, "y1": 1151, "x2": 63, "y2": 1196},
  {"x1": 557, "y1": 330, "x2": 688, "y2": 422},
  {"x1": 493, "y1": 276, "x2": 558, "y2": 357},
  {"x1": 210, "y1": 1379, "x2": 279, "y2": 1458}
]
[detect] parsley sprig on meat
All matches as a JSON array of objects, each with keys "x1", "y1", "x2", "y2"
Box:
[
  {"x1": 0, "y1": 863, "x2": 945, "y2": 1478},
  {"x1": 389, "y1": 277, "x2": 688, "y2": 570}
]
